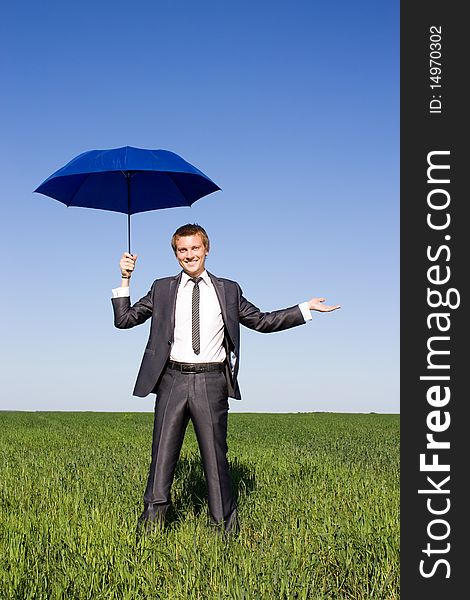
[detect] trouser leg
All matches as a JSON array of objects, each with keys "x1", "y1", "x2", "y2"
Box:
[
  {"x1": 143, "y1": 369, "x2": 189, "y2": 519},
  {"x1": 188, "y1": 371, "x2": 236, "y2": 531}
]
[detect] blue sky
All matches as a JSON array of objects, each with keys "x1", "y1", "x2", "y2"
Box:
[{"x1": 1, "y1": 0, "x2": 399, "y2": 413}]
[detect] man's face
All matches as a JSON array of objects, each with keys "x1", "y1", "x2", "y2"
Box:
[{"x1": 174, "y1": 233, "x2": 208, "y2": 277}]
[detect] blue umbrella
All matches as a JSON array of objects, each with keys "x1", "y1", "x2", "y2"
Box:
[{"x1": 34, "y1": 146, "x2": 221, "y2": 252}]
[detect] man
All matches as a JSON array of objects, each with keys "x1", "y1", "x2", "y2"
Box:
[{"x1": 112, "y1": 223, "x2": 340, "y2": 534}]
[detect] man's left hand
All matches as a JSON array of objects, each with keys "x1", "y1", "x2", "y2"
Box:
[{"x1": 307, "y1": 297, "x2": 341, "y2": 312}]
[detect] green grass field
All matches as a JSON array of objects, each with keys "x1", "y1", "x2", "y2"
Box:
[{"x1": 0, "y1": 411, "x2": 399, "y2": 599}]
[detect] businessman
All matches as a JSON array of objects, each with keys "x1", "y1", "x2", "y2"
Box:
[{"x1": 112, "y1": 223, "x2": 340, "y2": 534}]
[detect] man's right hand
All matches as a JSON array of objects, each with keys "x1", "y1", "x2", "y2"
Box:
[{"x1": 119, "y1": 253, "x2": 137, "y2": 278}]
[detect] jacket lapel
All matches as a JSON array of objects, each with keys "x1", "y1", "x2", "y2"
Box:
[
  {"x1": 208, "y1": 272, "x2": 238, "y2": 380},
  {"x1": 168, "y1": 272, "x2": 182, "y2": 339},
  {"x1": 208, "y1": 272, "x2": 228, "y2": 327}
]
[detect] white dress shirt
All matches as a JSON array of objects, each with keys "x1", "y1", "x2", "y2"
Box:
[
  {"x1": 112, "y1": 272, "x2": 312, "y2": 363},
  {"x1": 171, "y1": 271, "x2": 226, "y2": 363}
]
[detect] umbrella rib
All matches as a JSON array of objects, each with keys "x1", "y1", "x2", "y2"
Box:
[
  {"x1": 166, "y1": 172, "x2": 193, "y2": 207},
  {"x1": 66, "y1": 171, "x2": 130, "y2": 213},
  {"x1": 67, "y1": 172, "x2": 95, "y2": 207}
]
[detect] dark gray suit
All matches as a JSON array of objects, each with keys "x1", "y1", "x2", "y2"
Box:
[{"x1": 112, "y1": 271, "x2": 305, "y2": 529}]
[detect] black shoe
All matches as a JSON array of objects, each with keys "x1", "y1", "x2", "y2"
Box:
[
  {"x1": 135, "y1": 503, "x2": 168, "y2": 539},
  {"x1": 209, "y1": 509, "x2": 239, "y2": 538},
  {"x1": 224, "y1": 511, "x2": 239, "y2": 538}
]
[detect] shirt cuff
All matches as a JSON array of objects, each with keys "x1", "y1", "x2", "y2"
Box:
[
  {"x1": 298, "y1": 302, "x2": 312, "y2": 322},
  {"x1": 112, "y1": 287, "x2": 130, "y2": 298}
]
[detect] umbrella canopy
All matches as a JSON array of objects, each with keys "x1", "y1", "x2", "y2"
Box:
[{"x1": 34, "y1": 146, "x2": 221, "y2": 251}]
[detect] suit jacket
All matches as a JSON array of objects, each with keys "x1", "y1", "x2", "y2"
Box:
[{"x1": 112, "y1": 271, "x2": 305, "y2": 399}]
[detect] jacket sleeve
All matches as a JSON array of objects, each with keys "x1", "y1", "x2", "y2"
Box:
[
  {"x1": 112, "y1": 285, "x2": 154, "y2": 329},
  {"x1": 238, "y1": 290, "x2": 305, "y2": 333}
]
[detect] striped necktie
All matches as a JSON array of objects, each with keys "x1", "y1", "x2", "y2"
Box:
[{"x1": 191, "y1": 277, "x2": 202, "y2": 355}]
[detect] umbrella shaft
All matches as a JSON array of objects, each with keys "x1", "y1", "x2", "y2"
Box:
[{"x1": 127, "y1": 173, "x2": 131, "y2": 254}]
